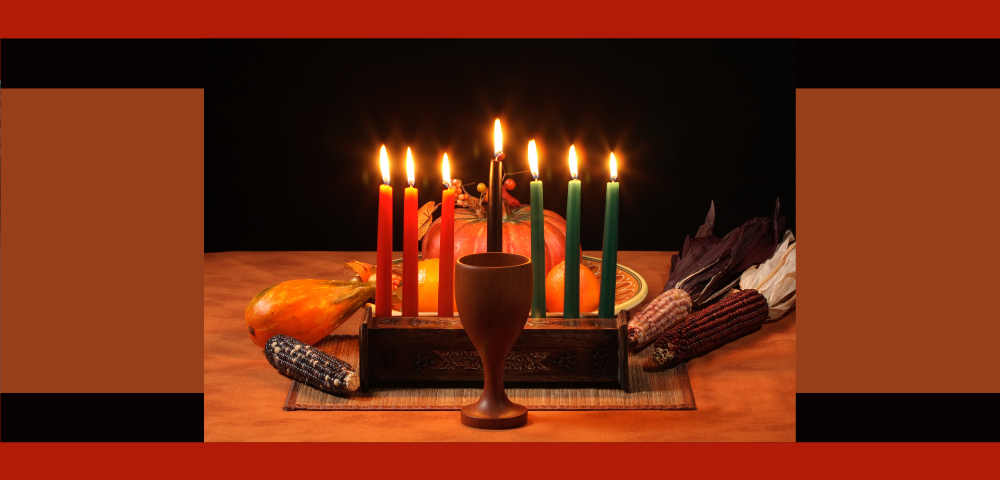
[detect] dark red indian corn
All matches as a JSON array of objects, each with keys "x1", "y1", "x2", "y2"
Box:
[
  {"x1": 650, "y1": 289, "x2": 768, "y2": 369},
  {"x1": 265, "y1": 335, "x2": 359, "y2": 394}
]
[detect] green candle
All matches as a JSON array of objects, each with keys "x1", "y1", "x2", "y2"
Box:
[
  {"x1": 598, "y1": 153, "x2": 620, "y2": 319},
  {"x1": 529, "y1": 141, "x2": 546, "y2": 318},
  {"x1": 563, "y1": 145, "x2": 581, "y2": 319}
]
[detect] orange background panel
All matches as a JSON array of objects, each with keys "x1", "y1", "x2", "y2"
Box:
[
  {"x1": 796, "y1": 89, "x2": 1000, "y2": 393},
  {"x1": 0, "y1": 89, "x2": 205, "y2": 393}
]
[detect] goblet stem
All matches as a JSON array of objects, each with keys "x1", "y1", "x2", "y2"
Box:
[{"x1": 477, "y1": 354, "x2": 510, "y2": 414}]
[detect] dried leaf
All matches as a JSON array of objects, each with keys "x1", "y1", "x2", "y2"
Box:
[
  {"x1": 391, "y1": 283, "x2": 404, "y2": 311},
  {"x1": 416, "y1": 201, "x2": 438, "y2": 241},
  {"x1": 353, "y1": 262, "x2": 403, "y2": 311},
  {"x1": 344, "y1": 260, "x2": 375, "y2": 281},
  {"x1": 668, "y1": 199, "x2": 786, "y2": 307},
  {"x1": 667, "y1": 202, "x2": 722, "y2": 287},
  {"x1": 460, "y1": 192, "x2": 487, "y2": 218},
  {"x1": 501, "y1": 189, "x2": 521, "y2": 207}
]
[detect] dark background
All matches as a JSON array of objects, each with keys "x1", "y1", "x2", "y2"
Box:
[{"x1": 205, "y1": 40, "x2": 795, "y2": 253}]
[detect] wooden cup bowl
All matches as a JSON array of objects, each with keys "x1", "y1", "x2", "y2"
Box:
[{"x1": 455, "y1": 252, "x2": 534, "y2": 429}]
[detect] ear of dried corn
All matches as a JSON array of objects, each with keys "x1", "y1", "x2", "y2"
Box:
[
  {"x1": 628, "y1": 201, "x2": 785, "y2": 351},
  {"x1": 627, "y1": 288, "x2": 692, "y2": 350},
  {"x1": 649, "y1": 289, "x2": 768, "y2": 369},
  {"x1": 265, "y1": 335, "x2": 359, "y2": 394}
]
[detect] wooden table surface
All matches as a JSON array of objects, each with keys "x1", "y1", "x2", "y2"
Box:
[{"x1": 204, "y1": 251, "x2": 795, "y2": 441}]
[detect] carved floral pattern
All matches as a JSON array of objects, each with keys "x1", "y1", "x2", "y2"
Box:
[
  {"x1": 381, "y1": 350, "x2": 396, "y2": 370},
  {"x1": 555, "y1": 352, "x2": 577, "y2": 370},
  {"x1": 414, "y1": 352, "x2": 435, "y2": 370},
  {"x1": 432, "y1": 350, "x2": 550, "y2": 371},
  {"x1": 592, "y1": 351, "x2": 610, "y2": 372},
  {"x1": 380, "y1": 317, "x2": 462, "y2": 327}
]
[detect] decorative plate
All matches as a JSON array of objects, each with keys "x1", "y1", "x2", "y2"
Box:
[{"x1": 389, "y1": 255, "x2": 648, "y2": 318}]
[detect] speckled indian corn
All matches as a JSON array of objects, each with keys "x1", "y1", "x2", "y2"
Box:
[
  {"x1": 264, "y1": 335, "x2": 359, "y2": 394},
  {"x1": 627, "y1": 288, "x2": 693, "y2": 350},
  {"x1": 650, "y1": 289, "x2": 768, "y2": 369}
]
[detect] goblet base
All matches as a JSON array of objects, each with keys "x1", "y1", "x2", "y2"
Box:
[{"x1": 460, "y1": 400, "x2": 528, "y2": 429}]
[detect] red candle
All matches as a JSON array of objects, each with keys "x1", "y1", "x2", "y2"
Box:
[
  {"x1": 438, "y1": 153, "x2": 455, "y2": 317},
  {"x1": 375, "y1": 145, "x2": 393, "y2": 317},
  {"x1": 403, "y1": 148, "x2": 419, "y2": 316}
]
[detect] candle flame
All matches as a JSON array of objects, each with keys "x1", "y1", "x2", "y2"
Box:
[
  {"x1": 406, "y1": 147, "x2": 415, "y2": 187},
  {"x1": 528, "y1": 140, "x2": 539, "y2": 180},
  {"x1": 442, "y1": 153, "x2": 451, "y2": 187},
  {"x1": 380, "y1": 145, "x2": 390, "y2": 185},
  {"x1": 494, "y1": 119, "x2": 503, "y2": 157},
  {"x1": 610, "y1": 152, "x2": 618, "y2": 182},
  {"x1": 569, "y1": 145, "x2": 578, "y2": 180}
]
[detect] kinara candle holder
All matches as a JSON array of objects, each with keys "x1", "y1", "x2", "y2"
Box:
[{"x1": 454, "y1": 252, "x2": 533, "y2": 429}]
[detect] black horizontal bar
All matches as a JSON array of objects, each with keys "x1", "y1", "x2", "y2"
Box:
[
  {"x1": 797, "y1": 392, "x2": 1000, "y2": 442},
  {"x1": 1, "y1": 39, "x2": 204, "y2": 88},
  {"x1": 796, "y1": 39, "x2": 1000, "y2": 88},
  {"x1": 0, "y1": 392, "x2": 203, "y2": 442}
]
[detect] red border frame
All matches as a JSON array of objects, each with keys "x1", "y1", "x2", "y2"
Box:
[
  {"x1": 3, "y1": 0, "x2": 999, "y2": 470},
  {"x1": 2, "y1": 1, "x2": 999, "y2": 38},
  {"x1": 2, "y1": 443, "x2": 998, "y2": 475}
]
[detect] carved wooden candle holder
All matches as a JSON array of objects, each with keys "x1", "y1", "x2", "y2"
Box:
[{"x1": 359, "y1": 311, "x2": 630, "y2": 392}]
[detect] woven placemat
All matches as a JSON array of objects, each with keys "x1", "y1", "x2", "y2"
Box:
[{"x1": 283, "y1": 335, "x2": 696, "y2": 410}]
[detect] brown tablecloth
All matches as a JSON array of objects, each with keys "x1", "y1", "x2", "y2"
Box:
[{"x1": 204, "y1": 251, "x2": 795, "y2": 441}]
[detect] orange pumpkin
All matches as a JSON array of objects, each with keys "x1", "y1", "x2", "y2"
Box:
[
  {"x1": 245, "y1": 280, "x2": 374, "y2": 348},
  {"x1": 421, "y1": 205, "x2": 577, "y2": 276}
]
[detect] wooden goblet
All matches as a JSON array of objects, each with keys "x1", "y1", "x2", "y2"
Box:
[{"x1": 455, "y1": 252, "x2": 534, "y2": 429}]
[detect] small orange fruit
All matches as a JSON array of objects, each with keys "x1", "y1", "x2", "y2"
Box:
[
  {"x1": 415, "y1": 258, "x2": 441, "y2": 312},
  {"x1": 544, "y1": 261, "x2": 602, "y2": 313}
]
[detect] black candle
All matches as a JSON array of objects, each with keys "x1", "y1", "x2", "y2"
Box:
[{"x1": 487, "y1": 119, "x2": 504, "y2": 252}]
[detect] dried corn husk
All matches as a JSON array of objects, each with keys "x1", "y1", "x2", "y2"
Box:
[
  {"x1": 667, "y1": 199, "x2": 786, "y2": 307},
  {"x1": 668, "y1": 201, "x2": 721, "y2": 280},
  {"x1": 740, "y1": 230, "x2": 796, "y2": 321},
  {"x1": 629, "y1": 200, "x2": 787, "y2": 351}
]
